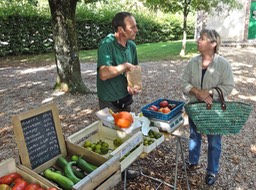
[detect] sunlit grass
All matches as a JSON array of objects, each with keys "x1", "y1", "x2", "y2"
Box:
[
  {"x1": 0, "y1": 40, "x2": 197, "y2": 65},
  {"x1": 79, "y1": 40, "x2": 197, "y2": 63}
]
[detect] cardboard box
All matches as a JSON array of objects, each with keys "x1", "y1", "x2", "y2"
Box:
[
  {"x1": 12, "y1": 103, "x2": 121, "y2": 190},
  {"x1": 0, "y1": 158, "x2": 51, "y2": 189},
  {"x1": 67, "y1": 120, "x2": 143, "y2": 172}
]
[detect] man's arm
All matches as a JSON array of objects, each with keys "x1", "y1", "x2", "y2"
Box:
[{"x1": 98, "y1": 62, "x2": 136, "y2": 81}]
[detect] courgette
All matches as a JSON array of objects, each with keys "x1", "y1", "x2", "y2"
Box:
[
  {"x1": 76, "y1": 157, "x2": 98, "y2": 174},
  {"x1": 64, "y1": 161, "x2": 81, "y2": 184},
  {"x1": 56, "y1": 156, "x2": 68, "y2": 168},
  {"x1": 56, "y1": 156, "x2": 85, "y2": 179},
  {"x1": 43, "y1": 169, "x2": 74, "y2": 190}
]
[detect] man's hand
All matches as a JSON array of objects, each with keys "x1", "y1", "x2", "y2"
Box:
[{"x1": 127, "y1": 85, "x2": 141, "y2": 95}]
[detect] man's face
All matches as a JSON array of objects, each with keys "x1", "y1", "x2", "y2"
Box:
[{"x1": 122, "y1": 16, "x2": 138, "y2": 40}]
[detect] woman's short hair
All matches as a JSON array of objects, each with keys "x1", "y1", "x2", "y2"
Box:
[
  {"x1": 112, "y1": 12, "x2": 132, "y2": 32},
  {"x1": 200, "y1": 29, "x2": 221, "y2": 53}
]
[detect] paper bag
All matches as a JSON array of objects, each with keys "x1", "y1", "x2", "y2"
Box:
[{"x1": 127, "y1": 66, "x2": 142, "y2": 91}]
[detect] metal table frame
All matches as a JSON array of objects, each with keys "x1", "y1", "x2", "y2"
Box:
[{"x1": 123, "y1": 126, "x2": 190, "y2": 190}]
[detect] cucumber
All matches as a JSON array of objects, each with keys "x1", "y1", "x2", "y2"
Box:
[
  {"x1": 64, "y1": 161, "x2": 81, "y2": 184},
  {"x1": 56, "y1": 156, "x2": 85, "y2": 179},
  {"x1": 43, "y1": 169, "x2": 74, "y2": 190},
  {"x1": 56, "y1": 156, "x2": 68, "y2": 168},
  {"x1": 76, "y1": 157, "x2": 98, "y2": 174},
  {"x1": 72, "y1": 168, "x2": 86, "y2": 179}
]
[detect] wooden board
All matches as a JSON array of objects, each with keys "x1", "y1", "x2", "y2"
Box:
[{"x1": 12, "y1": 103, "x2": 67, "y2": 173}]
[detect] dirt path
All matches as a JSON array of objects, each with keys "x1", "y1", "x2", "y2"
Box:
[{"x1": 0, "y1": 46, "x2": 255, "y2": 189}]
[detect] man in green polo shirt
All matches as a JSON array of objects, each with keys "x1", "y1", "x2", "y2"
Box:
[
  {"x1": 96, "y1": 12, "x2": 140, "y2": 180},
  {"x1": 97, "y1": 12, "x2": 140, "y2": 113}
]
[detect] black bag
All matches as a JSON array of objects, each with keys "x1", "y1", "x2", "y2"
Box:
[{"x1": 112, "y1": 94, "x2": 133, "y2": 109}]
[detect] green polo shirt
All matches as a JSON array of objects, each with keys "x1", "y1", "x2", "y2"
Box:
[{"x1": 97, "y1": 34, "x2": 138, "y2": 102}]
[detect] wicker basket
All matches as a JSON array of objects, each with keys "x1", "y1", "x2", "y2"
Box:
[{"x1": 184, "y1": 87, "x2": 253, "y2": 135}]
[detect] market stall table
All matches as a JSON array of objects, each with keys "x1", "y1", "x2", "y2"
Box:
[{"x1": 123, "y1": 113, "x2": 190, "y2": 190}]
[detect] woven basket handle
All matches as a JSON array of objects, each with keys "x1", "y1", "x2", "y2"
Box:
[{"x1": 207, "y1": 87, "x2": 226, "y2": 110}]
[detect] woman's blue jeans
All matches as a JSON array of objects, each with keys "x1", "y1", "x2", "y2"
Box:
[{"x1": 188, "y1": 118, "x2": 222, "y2": 175}]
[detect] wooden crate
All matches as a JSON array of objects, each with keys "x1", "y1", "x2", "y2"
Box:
[
  {"x1": 67, "y1": 120, "x2": 143, "y2": 172},
  {"x1": 12, "y1": 103, "x2": 121, "y2": 190},
  {"x1": 143, "y1": 129, "x2": 164, "y2": 154},
  {"x1": 0, "y1": 158, "x2": 52, "y2": 189}
]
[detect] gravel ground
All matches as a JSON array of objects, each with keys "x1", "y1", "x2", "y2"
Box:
[{"x1": 0, "y1": 46, "x2": 255, "y2": 190}]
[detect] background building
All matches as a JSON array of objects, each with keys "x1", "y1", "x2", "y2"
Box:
[{"x1": 196, "y1": 0, "x2": 256, "y2": 46}]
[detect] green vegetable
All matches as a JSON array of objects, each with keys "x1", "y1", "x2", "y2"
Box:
[
  {"x1": 76, "y1": 156, "x2": 98, "y2": 174},
  {"x1": 71, "y1": 155, "x2": 79, "y2": 161},
  {"x1": 72, "y1": 168, "x2": 86, "y2": 179},
  {"x1": 56, "y1": 156, "x2": 68, "y2": 168},
  {"x1": 43, "y1": 169, "x2": 74, "y2": 190},
  {"x1": 64, "y1": 161, "x2": 81, "y2": 184},
  {"x1": 56, "y1": 156, "x2": 85, "y2": 179}
]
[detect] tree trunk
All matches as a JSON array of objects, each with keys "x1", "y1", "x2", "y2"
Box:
[
  {"x1": 179, "y1": 1, "x2": 189, "y2": 56},
  {"x1": 48, "y1": 0, "x2": 90, "y2": 94}
]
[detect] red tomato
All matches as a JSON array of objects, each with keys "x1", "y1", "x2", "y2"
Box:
[
  {"x1": 12, "y1": 179, "x2": 28, "y2": 190},
  {"x1": 159, "y1": 100, "x2": 169, "y2": 107},
  {"x1": 24, "y1": 184, "x2": 40, "y2": 190},
  {"x1": 0, "y1": 173, "x2": 22, "y2": 185},
  {"x1": 148, "y1": 105, "x2": 158, "y2": 111},
  {"x1": 37, "y1": 188, "x2": 46, "y2": 190}
]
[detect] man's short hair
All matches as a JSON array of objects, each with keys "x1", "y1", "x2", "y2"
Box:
[{"x1": 112, "y1": 12, "x2": 132, "y2": 32}]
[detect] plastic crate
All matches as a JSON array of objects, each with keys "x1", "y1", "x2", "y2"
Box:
[{"x1": 141, "y1": 98, "x2": 185, "y2": 121}]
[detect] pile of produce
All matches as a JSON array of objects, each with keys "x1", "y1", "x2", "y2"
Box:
[
  {"x1": 147, "y1": 100, "x2": 176, "y2": 114},
  {"x1": 42, "y1": 155, "x2": 98, "y2": 190},
  {"x1": 82, "y1": 137, "x2": 124, "y2": 155},
  {"x1": 110, "y1": 110, "x2": 133, "y2": 128},
  {"x1": 0, "y1": 172, "x2": 56, "y2": 190}
]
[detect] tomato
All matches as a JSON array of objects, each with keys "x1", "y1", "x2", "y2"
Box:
[
  {"x1": 0, "y1": 184, "x2": 11, "y2": 190},
  {"x1": 0, "y1": 173, "x2": 22, "y2": 185},
  {"x1": 36, "y1": 188, "x2": 46, "y2": 190},
  {"x1": 159, "y1": 100, "x2": 169, "y2": 107},
  {"x1": 162, "y1": 107, "x2": 171, "y2": 114},
  {"x1": 12, "y1": 178, "x2": 28, "y2": 190},
  {"x1": 24, "y1": 184, "x2": 40, "y2": 190},
  {"x1": 148, "y1": 105, "x2": 158, "y2": 111}
]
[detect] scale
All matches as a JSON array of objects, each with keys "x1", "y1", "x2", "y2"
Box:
[{"x1": 149, "y1": 112, "x2": 184, "y2": 133}]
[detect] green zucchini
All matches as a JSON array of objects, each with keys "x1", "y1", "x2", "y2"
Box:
[
  {"x1": 56, "y1": 156, "x2": 68, "y2": 168},
  {"x1": 76, "y1": 157, "x2": 98, "y2": 174},
  {"x1": 56, "y1": 156, "x2": 85, "y2": 179},
  {"x1": 72, "y1": 168, "x2": 86, "y2": 179},
  {"x1": 64, "y1": 161, "x2": 81, "y2": 184},
  {"x1": 43, "y1": 169, "x2": 74, "y2": 190}
]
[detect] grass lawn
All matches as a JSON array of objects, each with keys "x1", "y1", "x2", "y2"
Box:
[{"x1": 0, "y1": 40, "x2": 197, "y2": 65}]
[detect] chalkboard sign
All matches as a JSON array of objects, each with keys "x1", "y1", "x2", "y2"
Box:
[
  {"x1": 12, "y1": 103, "x2": 67, "y2": 172},
  {"x1": 21, "y1": 110, "x2": 61, "y2": 169}
]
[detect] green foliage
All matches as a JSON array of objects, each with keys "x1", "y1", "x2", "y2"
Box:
[{"x1": 0, "y1": 0, "x2": 195, "y2": 57}]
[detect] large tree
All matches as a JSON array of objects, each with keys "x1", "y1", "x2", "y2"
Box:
[
  {"x1": 48, "y1": 0, "x2": 96, "y2": 94},
  {"x1": 142, "y1": 0, "x2": 242, "y2": 56}
]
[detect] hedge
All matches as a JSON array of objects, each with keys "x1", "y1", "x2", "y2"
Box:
[{"x1": 0, "y1": 4, "x2": 195, "y2": 57}]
